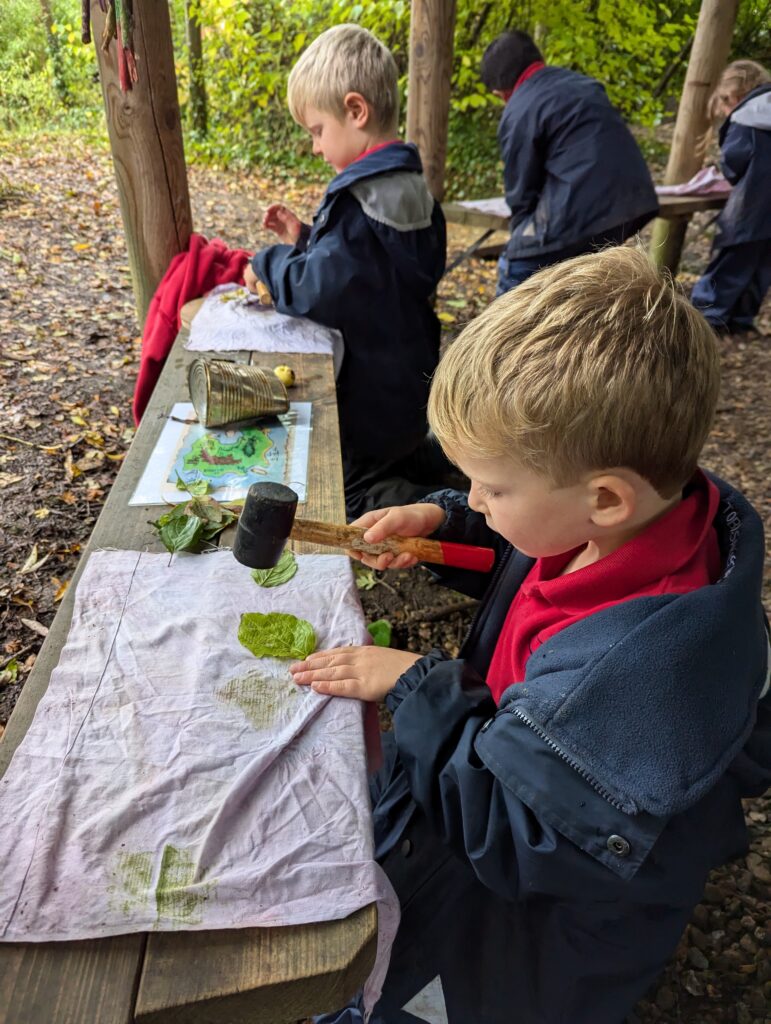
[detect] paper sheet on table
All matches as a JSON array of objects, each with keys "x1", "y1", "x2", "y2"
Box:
[
  {"x1": 455, "y1": 196, "x2": 511, "y2": 219},
  {"x1": 655, "y1": 166, "x2": 731, "y2": 196},
  {"x1": 0, "y1": 550, "x2": 399, "y2": 1014},
  {"x1": 186, "y1": 284, "x2": 343, "y2": 369},
  {"x1": 129, "y1": 401, "x2": 312, "y2": 505}
]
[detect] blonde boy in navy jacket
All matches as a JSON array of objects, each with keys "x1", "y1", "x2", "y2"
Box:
[
  {"x1": 244, "y1": 25, "x2": 448, "y2": 519},
  {"x1": 292, "y1": 247, "x2": 769, "y2": 1024}
]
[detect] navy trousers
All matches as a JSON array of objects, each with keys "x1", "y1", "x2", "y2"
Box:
[{"x1": 692, "y1": 239, "x2": 771, "y2": 331}]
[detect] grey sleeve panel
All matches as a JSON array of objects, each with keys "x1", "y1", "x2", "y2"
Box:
[
  {"x1": 731, "y1": 93, "x2": 771, "y2": 131},
  {"x1": 349, "y1": 172, "x2": 435, "y2": 231}
]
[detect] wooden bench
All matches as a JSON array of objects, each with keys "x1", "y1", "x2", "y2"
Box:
[
  {"x1": 0, "y1": 312, "x2": 378, "y2": 1024},
  {"x1": 442, "y1": 193, "x2": 728, "y2": 275}
]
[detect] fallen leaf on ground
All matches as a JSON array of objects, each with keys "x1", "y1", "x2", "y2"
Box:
[{"x1": 21, "y1": 618, "x2": 49, "y2": 637}]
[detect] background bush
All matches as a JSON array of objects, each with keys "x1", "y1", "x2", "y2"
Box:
[{"x1": 1, "y1": 0, "x2": 769, "y2": 195}]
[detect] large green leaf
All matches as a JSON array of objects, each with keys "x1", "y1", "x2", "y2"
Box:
[
  {"x1": 157, "y1": 515, "x2": 205, "y2": 553},
  {"x1": 238, "y1": 612, "x2": 316, "y2": 660}
]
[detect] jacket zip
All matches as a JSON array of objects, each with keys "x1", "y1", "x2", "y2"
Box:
[
  {"x1": 507, "y1": 705, "x2": 633, "y2": 813},
  {"x1": 459, "y1": 544, "x2": 514, "y2": 656}
]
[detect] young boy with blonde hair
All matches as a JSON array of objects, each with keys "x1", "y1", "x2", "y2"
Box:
[
  {"x1": 244, "y1": 25, "x2": 450, "y2": 518},
  {"x1": 291, "y1": 247, "x2": 770, "y2": 1024}
]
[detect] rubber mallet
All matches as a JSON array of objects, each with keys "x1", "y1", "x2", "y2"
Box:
[{"x1": 232, "y1": 482, "x2": 495, "y2": 572}]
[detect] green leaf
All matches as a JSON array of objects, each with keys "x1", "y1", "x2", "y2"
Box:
[
  {"x1": 158, "y1": 514, "x2": 205, "y2": 553},
  {"x1": 175, "y1": 472, "x2": 211, "y2": 496},
  {"x1": 238, "y1": 612, "x2": 316, "y2": 660},
  {"x1": 250, "y1": 550, "x2": 298, "y2": 588},
  {"x1": 0, "y1": 658, "x2": 19, "y2": 687},
  {"x1": 367, "y1": 619, "x2": 392, "y2": 648},
  {"x1": 354, "y1": 566, "x2": 378, "y2": 591}
]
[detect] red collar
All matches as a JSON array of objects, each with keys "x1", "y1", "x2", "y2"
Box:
[
  {"x1": 522, "y1": 471, "x2": 721, "y2": 613},
  {"x1": 501, "y1": 61, "x2": 546, "y2": 103},
  {"x1": 350, "y1": 139, "x2": 401, "y2": 165}
]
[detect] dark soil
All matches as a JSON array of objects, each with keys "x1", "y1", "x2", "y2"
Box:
[{"x1": 0, "y1": 132, "x2": 769, "y2": 1023}]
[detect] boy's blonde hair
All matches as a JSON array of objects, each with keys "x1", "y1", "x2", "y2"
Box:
[
  {"x1": 429, "y1": 247, "x2": 720, "y2": 498},
  {"x1": 287, "y1": 24, "x2": 399, "y2": 134},
  {"x1": 709, "y1": 59, "x2": 770, "y2": 119}
]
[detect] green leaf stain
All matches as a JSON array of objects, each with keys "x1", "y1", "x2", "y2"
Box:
[
  {"x1": 155, "y1": 845, "x2": 209, "y2": 926},
  {"x1": 217, "y1": 670, "x2": 299, "y2": 731},
  {"x1": 116, "y1": 851, "x2": 154, "y2": 915}
]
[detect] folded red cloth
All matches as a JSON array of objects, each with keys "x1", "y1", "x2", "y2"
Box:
[{"x1": 133, "y1": 233, "x2": 252, "y2": 424}]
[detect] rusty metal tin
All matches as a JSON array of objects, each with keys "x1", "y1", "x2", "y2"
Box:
[{"x1": 188, "y1": 358, "x2": 289, "y2": 428}]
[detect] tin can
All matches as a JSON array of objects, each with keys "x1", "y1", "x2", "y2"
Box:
[{"x1": 188, "y1": 358, "x2": 289, "y2": 428}]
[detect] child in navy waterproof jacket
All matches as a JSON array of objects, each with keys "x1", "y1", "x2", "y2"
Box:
[
  {"x1": 692, "y1": 60, "x2": 771, "y2": 333},
  {"x1": 479, "y1": 31, "x2": 658, "y2": 295},
  {"x1": 290, "y1": 247, "x2": 770, "y2": 1024},
  {"x1": 244, "y1": 25, "x2": 449, "y2": 519}
]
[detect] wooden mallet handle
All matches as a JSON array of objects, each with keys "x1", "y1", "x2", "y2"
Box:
[{"x1": 290, "y1": 518, "x2": 495, "y2": 572}]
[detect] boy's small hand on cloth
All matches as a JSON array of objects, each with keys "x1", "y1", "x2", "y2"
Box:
[
  {"x1": 347, "y1": 503, "x2": 446, "y2": 571},
  {"x1": 243, "y1": 263, "x2": 261, "y2": 293},
  {"x1": 263, "y1": 203, "x2": 303, "y2": 245},
  {"x1": 290, "y1": 646, "x2": 421, "y2": 701}
]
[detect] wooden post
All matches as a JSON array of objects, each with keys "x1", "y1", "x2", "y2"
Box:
[
  {"x1": 91, "y1": 0, "x2": 193, "y2": 328},
  {"x1": 649, "y1": 0, "x2": 739, "y2": 273},
  {"x1": 406, "y1": 0, "x2": 457, "y2": 202}
]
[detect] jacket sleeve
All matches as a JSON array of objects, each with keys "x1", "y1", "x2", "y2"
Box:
[
  {"x1": 720, "y1": 122, "x2": 755, "y2": 185},
  {"x1": 417, "y1": 489, "x2": 510, "y2": 598},
  {"x1": 499, "y1": 107, "x2": 546, "y2": 224},
  {"x1": 386, "y1": 651, "x2": 667, "y2": 901},
  {"x1": 251, "y1": 194, "x2": 364, "y2": 325}
]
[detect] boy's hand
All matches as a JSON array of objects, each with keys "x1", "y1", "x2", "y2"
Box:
[
  {"x1": 290, "y1": 646, "x2": 421, "y2": 701},
  {"x1": 263, "y1": 203, "x2": 303, "y2": 245},
  {"x1": 348, "y1": 503, "x2": 446, "y2": 571},
  {"x1": 243, "y1": 263, "x2": 260, "y2": 293}
]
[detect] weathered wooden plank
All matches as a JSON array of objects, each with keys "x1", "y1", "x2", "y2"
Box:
[
  {"x1": 0, "y1": 327, "x2": 370, "y2": 1024},
  {"x1": 0, "y1": 935, "x2": 145, "y2": 1024},
  {"x1": 136, "y1": 905, "x2": 378, "y2": 1024}
]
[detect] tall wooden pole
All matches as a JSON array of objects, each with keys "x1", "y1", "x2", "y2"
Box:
[
  {"x1": 649, "y1": 0, "x2": 739, "y2": 272},
  {"x1": 91, "y1": 0, "x2": 193, "y2": 328},
  {"x1": 406, "y1": 0, "x2": 457, "y2": 201}
]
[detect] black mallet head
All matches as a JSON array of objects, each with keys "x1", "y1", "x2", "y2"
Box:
[{"x1": 232, "y1": 482, "x2": 299, "y2": 569}]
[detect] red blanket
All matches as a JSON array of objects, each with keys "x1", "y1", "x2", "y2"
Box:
[{"x1": 133, "y1": 233, "x2": 252, "y2": 424}]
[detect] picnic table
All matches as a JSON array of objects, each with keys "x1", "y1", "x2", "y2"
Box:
[
  {"x1": 443, "y1": 192, "x2": 728, "y2": 275},
  {"x1": 0, "y1": 304, "x2": 378, "y2": 1024}
]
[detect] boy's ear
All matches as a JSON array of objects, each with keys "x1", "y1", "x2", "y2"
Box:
[
  {"x1": 343, "y1": 92, "x2": 370, "y2": 128},
  {"x1": 587, "y1": 474, "x2": 636, "y2": 529}
]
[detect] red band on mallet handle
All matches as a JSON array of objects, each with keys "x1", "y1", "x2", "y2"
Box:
[{"x1": 288, "y1": 519, "x2": 495, "y2": 572}]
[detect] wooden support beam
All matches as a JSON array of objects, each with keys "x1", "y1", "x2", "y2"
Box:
[
  {"x1": 91, "y1": 0, "x2": 193, "y2": 328},
  {"x1": 406, "y1": 0, "x2": 457, "y2": 202},
  {"x1": 649, "y1": 0, "x2": 739, "y2": 272}
]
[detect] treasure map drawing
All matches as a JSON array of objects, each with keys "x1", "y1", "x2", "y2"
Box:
[
  {"x1": 186, "y1": 285, "x2": 343, "y2": 369},
  {"x1": 130, "y1": 401, "x2": 312, "y2": 505}
]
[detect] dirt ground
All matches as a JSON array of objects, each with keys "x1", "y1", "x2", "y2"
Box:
[{"x1": 0, "y1": 134, "x2": 769, "y2": 1022}]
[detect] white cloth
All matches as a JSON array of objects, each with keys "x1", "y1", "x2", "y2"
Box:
[
  {"x1": 455, "y1": 197, "x2": 511, "y2": 219},
  {"x1": 0, "y1": 549, "x2": 398, "y2": 1014},
  {"x1": 655, "y1": 166, "x2": 731, "y2": 196},
  {"x1": 186, "y1": 284, "x2": 344, "y2": 377}
]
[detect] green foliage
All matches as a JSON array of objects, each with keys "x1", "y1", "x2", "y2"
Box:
[
  {"x1": 2, "y1": 0, "x2": 768, "y2": 189},
  {"x1": 150, "y1": 496, "x2": 238, "y2": 554}
]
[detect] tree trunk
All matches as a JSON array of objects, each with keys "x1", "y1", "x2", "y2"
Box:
[
  {"x1": 649, "y1": 0, "x2": 740, "y2": 272},
  {"x1": 406, "y1": 0, "x2": 457, "y2": 202},
  {"x1": 91, "y1": 0, "x2": 193, "y2": 329},
  {"x1": 186, "y1": 0, "x2": 207, "y2": 137},
  {"x1": 39, "y1": 0, "x2": 68, "y2": 102}
]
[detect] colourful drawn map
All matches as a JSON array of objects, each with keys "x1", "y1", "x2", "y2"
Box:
[
  {"x1": 177, "y1": 429, "x2": 276, "y2": 485},
  {"x1": 130, "y1": 402, "x2": 312, "y2": 505}
]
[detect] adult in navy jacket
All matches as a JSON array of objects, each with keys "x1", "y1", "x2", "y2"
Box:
[
  {"x1": 252, "y1": 142, "x2": 448, "y2": 518},
  {"x1": 692, "y1": 66, "x2": 771, "y2": 332},
  {"x1": 315, "y1": 479, "x2": 769, "y2": 1024},
  {"x1": 481, "y1": 31, "x2": 658, "y2": 293}
]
